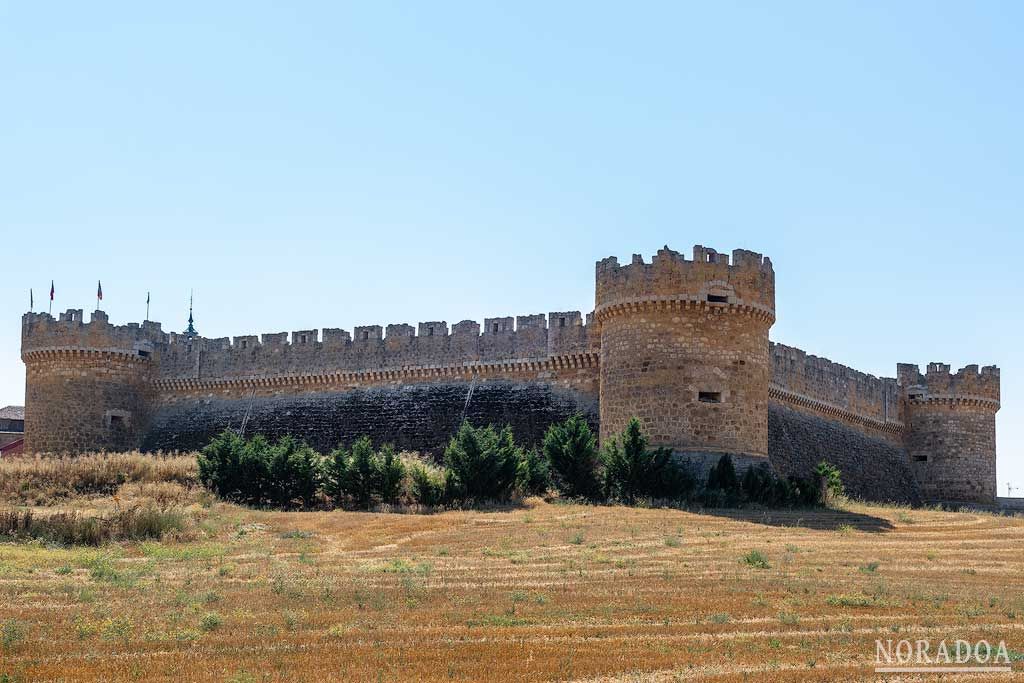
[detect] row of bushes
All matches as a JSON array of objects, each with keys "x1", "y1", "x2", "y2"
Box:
[
  {"x1": 0, "y1": 506, "x2": 187, "y2": 546},
  {"x1": 199, "y1": 416, "x2": 843, "y2": 510}
]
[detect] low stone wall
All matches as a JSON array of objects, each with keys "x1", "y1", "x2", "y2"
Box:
[
  {"x1": 767, "y1": 403, "x2": 921, "y2": 505},
  {"x1": 144, "y1": 380, "x2": 599, "y2": 456}
]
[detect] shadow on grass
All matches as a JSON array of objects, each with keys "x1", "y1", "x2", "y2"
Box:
[{"x1": 694, "y1": 505, "x2": 895, "y2": 532}]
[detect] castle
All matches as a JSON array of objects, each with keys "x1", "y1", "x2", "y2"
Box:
[{"x1": 20, "y1": 245, "x2": 1002, "y2": 505}]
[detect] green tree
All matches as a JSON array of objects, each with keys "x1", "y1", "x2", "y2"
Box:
[
  {"x1": 197, "y1": 429, "x2": 244, "y2": 500},
  {"x1": 602, "y1": 418, "x2": 689, "y2": 503},
  {"x1": 321, "y1": 445, "x2": 350, "y2": 506},
  {"x1": 443, "y1": 422, "x2": 520, "y2": 502},
  {"x1": 517, "y1": 448, "x2": 551, "y2": 496},
  {"x1": 377, "y1": 445, "x2": 406, "y2": 505},
  {"x1": 542, "y1": 415, "x2": 603, "y2": 500},
  {"x1": 343, "y1": 436, "x2": 379, "y2": 509}
]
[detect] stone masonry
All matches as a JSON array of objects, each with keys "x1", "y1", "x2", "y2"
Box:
[{"x1": 19, "y1": 244, "x2": 1002, "y2": 505}]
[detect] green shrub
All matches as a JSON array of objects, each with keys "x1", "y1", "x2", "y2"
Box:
[
  {"x1": 815, "y1": 461, "x2": 845, "y2": 503},
  {"x1": 742, "y1": 550, "x2": 771, "y2": 569},
  {"x1": 705, "y1": 454, "x2": 740, "y2": 506},
  {"x1": 322, "y1": 438, "x2": 407, "y2": 509},
  {"x1": 342, "y1": 437, "x2": 379, "y2": 509},
  {"x1": 197, "y1": 430, "x2": 246, "y2": 500},
  {"x1": 199, "y1": 612, "x2": 222, "y2": 632},
  {"x1": 542, "y1": 415, "x2": 603, "y2": 501},
  {"x1": 265, "y1": 436, "x2": 320, "y2": 509},
  {"x1": 377, "y1": 446, "x2": 406, "y2": 505},
  {"x1": 602, "y1": 418, "x2": 691, "y2": 503},
  {"x1": 409, "y1": 464, "x2": 446, "y2": 507},
  {"x1": 516, "y1": 449, "x2": 551, "y2": 496},
  {"x1": 444, "y1": 423, "x2": 520, "y2": 502},
  {"x1": 198, "y1": 431, "x2": 319, "y2": 508},
  {"x1": 321, "y1": 445, "x2": 349, "y2": 506}
]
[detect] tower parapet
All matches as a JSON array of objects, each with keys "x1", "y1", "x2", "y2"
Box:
[
  {"x1": 595, "y1": 245, "x2": 775, "y2": 466},
  {"x1": 21, "y1": 310, "x2": 164, "y2": 452},
  {"x1": 898, "y1": 362, "x2": 1000, "y2": 504}
]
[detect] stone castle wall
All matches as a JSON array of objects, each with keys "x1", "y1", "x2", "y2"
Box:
[
  {"x1": 769, "y1": 343, "x2": 904, "y2": 443},
  {"x1": 898, "y1": 363, "x2": 1000, "y2": 503},
  {"x1": 595, "y1": 246, "x2": 775, "y2": 459},
  {"x1": 18, "y1": 243, "x2": 1002, "y2": 506},
  {"x1": 157, "y1": 311, "x2": 596, "y2": 382}
]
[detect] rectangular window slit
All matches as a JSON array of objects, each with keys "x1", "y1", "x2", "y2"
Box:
[
  {"x1": 914, "y1": 455, "x2": 928, "y2": 462},
  {"x1": 698, "y1": 391, "x2": 722, "y2": 403},
  {"x1": 707, "y1": 294, "x2": 728, "y2": 304}
]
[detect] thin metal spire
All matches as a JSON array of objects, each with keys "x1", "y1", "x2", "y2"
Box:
[{"x1": 184, "y1": 290, "x2": 198, "y2": 338}]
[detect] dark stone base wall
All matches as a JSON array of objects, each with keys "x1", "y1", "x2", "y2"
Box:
[
  {"x1": 145, "y1": 384, "x2": 922, "y2": 506},
  {"x1": 144, "y1": 381, "x2": 598, "y2": 456},
  {"x1": 768, "y1": 403, "x2": 921, "y2": 505}
]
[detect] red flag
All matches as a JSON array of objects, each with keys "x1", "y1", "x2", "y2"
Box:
[
  {"x1": 97, "y1": 280, "x2": 103, "y2": 301},
  {"x1": 49, "y1": 281, "x2": 54, "y2": 301}
]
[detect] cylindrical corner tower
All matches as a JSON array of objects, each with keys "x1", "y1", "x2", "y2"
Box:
[
  {"x1": 898, "y1": 362, "x2": 1000, "y2": 504},
  {"x1": 595, "y1": 245, "x2": 775, "y2": 467},
  {"x1": 21, "y1": 310, "x2": 160, "y2": 454}
]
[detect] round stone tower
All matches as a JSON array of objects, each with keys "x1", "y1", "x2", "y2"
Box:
[
  {"x1": 595, "y1": 245, "x2": 775, "y2": 468},
  {"x1": 21, "y1": 309, "x2": 162, "y2": 453},
  {"x1": 898, "y1": 362, "x2": 1001, "y2": 504}
]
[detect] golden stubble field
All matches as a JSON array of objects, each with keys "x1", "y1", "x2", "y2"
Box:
[{"x1": 0, "y1": 494, "x2": 1022, "y2": 682}]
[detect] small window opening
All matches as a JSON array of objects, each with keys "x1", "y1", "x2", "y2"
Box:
[
  {"x1": 493, "y1": 323, "x2": 499, "y2": 333},
  {"x1": 707, "y1": 294, "x2": 729, "y2": 304},
  {"x1": 559, "y1": 317, "x2": 566, "y2": 328},
  {"x1": 300, "y1": 334, "x2": 308, "y2": 344},
  {"x1": 914, "y1": 455, "x2": 928, "y2": 462},
  {"x1": 362, "y1": 331, "x2": 369, "y2": 341},
  {"x1": 641, "y1": 360, "x2": 651, "y2": 373},
  {"x1": 428, "y1": 327, "x2": 434, "y2": 336},
  {"x1": 909, "y1": 393, "x2": 923, "y2": 400},
  {"x1": 698, "y1": 391, "x2": 722, "y2": 403},
  {"x1": 241, "y1": 340, "x2": 248, "y2": 349},
  {"x1": 109, "y1": 415, "x2": 125, "y2": 428},
  {"x1": 137, "y1": 350, "x2": 150, "y2": 358}
]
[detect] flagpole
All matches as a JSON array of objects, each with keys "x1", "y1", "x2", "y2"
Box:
[{"x1": 146, "y1": 292, "x2": 150, "y2": 321}]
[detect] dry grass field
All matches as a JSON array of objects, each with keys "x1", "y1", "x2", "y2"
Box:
[{"x1": 0, "y1": 457, "x2": 1021, "y2": 682}]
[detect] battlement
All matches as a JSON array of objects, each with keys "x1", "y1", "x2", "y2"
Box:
[
  {"x1": 595, "y1": 244, "x2": 775, "y2": 317},
  {"x1": 770, "y1": 343, "x2": 901, "y2": 427},
  {"x1": 897, "y1": 362, "x2": 1001, "y2": 406},
  {"x1": 149, "y1": 310, "x2": 594, "y2": 381},
  {"x1": 21, "y1": 310, "x2": 164, "y2": 359}
]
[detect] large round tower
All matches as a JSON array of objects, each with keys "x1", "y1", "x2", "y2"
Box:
[
  {"x1": 595, "y1": 245, "x2": 775, "y2": 467},
  {"x1": 21, "y1": 310, "x2": 162, "y2": 453},
  {"x1": 898, "y1": 362, "x2": 1000, "y2": 504}
]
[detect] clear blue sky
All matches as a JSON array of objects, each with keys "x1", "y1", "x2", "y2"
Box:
[{"x1": 1, "y1": 2, "x2": 1020, "y2": 492}]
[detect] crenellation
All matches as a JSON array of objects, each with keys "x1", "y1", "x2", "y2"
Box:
[
  {"x1": 322, "y1": 328, "x2": 350, "y2": 347},
  {"x1": 769, "y1": 342, "x2": 901, "y2": 430},
  {"x1": 292, "y1": 330, "x2": 318, "y2": 345},
  {"x1": 354, "y1": 325, "x2": 382, "y2": 342},
  {"x1": 261, "y1": 332, "x2": 288, "y2": 347},
  {"x1": 900, "y1": 361, "x2": 1001, "y2": 403},
  {"x1": 418, "y1": 321, "x2": 447, "y2": 338},
  {"x1": 233, "y1": 335, "x2": 259, "y2": 350},
  {"x1": 595, "y1": 244, "x2": 775, "y2": 317}
]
